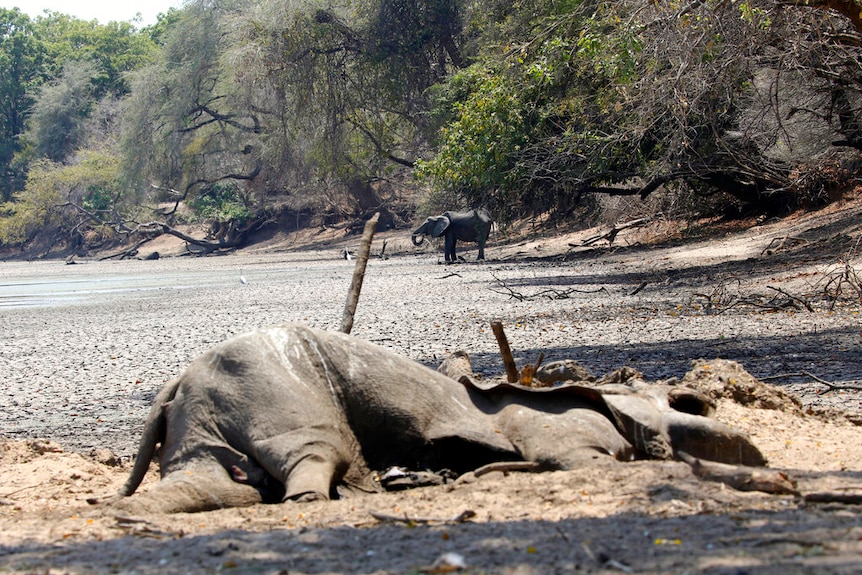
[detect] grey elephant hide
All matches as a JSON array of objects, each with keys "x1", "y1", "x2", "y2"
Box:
[
  {"x1": 112, "y1": 323, "x2": 765, "y2": 514},
  {"x1": 412, "y1": 208, "x2": 492, "y2": 262}
]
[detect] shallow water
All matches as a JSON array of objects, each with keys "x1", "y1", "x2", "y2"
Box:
[
  {"x1": 0, "y1": 273, "x2": 206, "y2": 308},
  {"x1": 0, "y1": 256, "x2": 343, "y2": 308}
]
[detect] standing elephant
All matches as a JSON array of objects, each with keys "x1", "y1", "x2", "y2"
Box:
[
  {"x1": 108, "y1": 323, "x2": 766, "y2": 514},
  {"x1": 411, "y1": 208, "x2": 492, "y2": 262}
]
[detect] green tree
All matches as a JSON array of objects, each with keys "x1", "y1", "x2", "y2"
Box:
[
  {"x1": 119, "y1": 1, "x2": 261, "y2": 214},
  {"x1": 420, "y1": 0, "x2": 862, "y2": 220},
  {"x1": 26, "y1": 59, "x2": 97, "y2": 161},
  {"x1": 34, "y1": 11, "x2": 158, "y2": 98},
  {"x1": 0, "y1": 149, "x2": 122, "y2": 248},
  {"x1": 0, "y1": 8, "x2": 45, "y2": 201}
]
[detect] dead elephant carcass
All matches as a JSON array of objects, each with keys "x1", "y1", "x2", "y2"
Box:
[{"x1": 112, "y1": 323, "x2": 765, "y2": 514}]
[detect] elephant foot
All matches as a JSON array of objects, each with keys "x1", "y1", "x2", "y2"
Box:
[
  {"x1": 286, "y1": 490, "x2": 328, "y2": 503},
  {"x1": 109, "y1": 471, "x2": 266, "y2": 514}
]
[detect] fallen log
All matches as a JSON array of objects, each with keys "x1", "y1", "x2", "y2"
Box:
[{"x1": 678, "y1": 451, "x2": 800, "y2": 495}]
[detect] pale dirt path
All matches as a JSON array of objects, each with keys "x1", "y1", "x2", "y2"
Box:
[{"x1": 1, "y1": 196, "x2": 861, "y2": 573}]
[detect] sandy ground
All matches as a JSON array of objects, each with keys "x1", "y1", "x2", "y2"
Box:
[{"x1": 1, "y1": 196, "x2": 861, "y2": 574}]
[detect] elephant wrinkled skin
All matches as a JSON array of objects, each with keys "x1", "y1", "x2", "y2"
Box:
[
  {"x1": 112, "y1": 323, "x2": 765, "y2": 514},
  {"x1": 411, "y1": 208, "x2": 492, "y2": 262}
]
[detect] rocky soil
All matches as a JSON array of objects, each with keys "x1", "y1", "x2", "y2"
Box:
[{"x1": 1, "y1": 196, "x2": 861, "y2": 574}]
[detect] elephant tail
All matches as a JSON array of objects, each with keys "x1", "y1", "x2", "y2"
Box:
[{"x1": 118, "y1": 377, "x2": 181, "y2": 497}]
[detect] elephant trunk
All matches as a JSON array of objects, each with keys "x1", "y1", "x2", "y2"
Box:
[{"x1": 411, "y1": 233, "x2": 425, "y2": 246}]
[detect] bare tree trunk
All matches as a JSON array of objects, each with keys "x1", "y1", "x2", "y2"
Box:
[{"x1": 341, "y1": 213, "x2": 380, "y2": 334}]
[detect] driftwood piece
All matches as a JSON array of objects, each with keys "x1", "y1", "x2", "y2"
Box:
[
  {"x1": 491, "y1": 320, "x2": 519, "y2": 383},
  {"x1": 341, "y1": 212, "x2": 380, "y2": 334},
  {"x1": 98, "y1": 236, "x2": 157, "y2": 261},
  {"x1": 369, "y1": 509, "x2": 476, "y2": 525},
  {"x1": 761, "y1": 235, "x2": 808, "y2": 255},
  {"x1": 678, "y1": 452, "x2": 800, "y2": 495},
  {"x1": 582, "y1": 217, "x2": 651, "y2": 246}
]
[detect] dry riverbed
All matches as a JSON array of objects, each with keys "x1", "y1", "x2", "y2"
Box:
[{"x1": 1, "y1": 197, "x2": 861, "y2": 573}]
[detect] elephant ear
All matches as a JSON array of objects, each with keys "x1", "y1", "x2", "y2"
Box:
[{"x1": 430, "y1": 216, "x2": 450, "y2": 237}]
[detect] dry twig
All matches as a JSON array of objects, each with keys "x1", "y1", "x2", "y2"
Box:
[
  {"x1": 691, "y1": 278, "x2": 815, "y2": 314},
  {"x1": 489, "y1": 272, "x2": 607, "y2": 301},
  {"x1": 766, "y1": 285, "x2": 814, "y2": 311},
  {"x1": 759, "y1": 371, "x2": 862, "y2": 393},
  {"x1": 820, "y1": 259, "x2": 862, "y2": 309}
]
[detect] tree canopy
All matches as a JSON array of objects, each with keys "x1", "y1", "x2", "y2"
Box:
[{"x1": 2, "y1": 0, "x2": 862, "y2": 255}]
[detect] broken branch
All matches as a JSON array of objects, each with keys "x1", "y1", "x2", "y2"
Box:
[
  {"x1": 341, "y1": 213, "x2": 379, "y2": 334},
  {"x1": 490, "y1": 320, "x2": 519, "y2": 383},
  {"x1": 369, "y1": 509, "x2": 477, "y2": 525},
  {"x1": 582, "y1": 217, "x2": 651, "y2": 246},
  {"x1": 489, "y1": 272, "x2": 607, "y2": 301}
]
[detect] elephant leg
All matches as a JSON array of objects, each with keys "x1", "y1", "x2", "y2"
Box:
[
  {"x1": 445, "y1": 235, "x2": 457, "y2": 262},
  {"x1": 282, "y1": 452, "x2": 343, "y2": 501},
  {"x1": 113, "y1": 462, "x2": 265, "y2": 514},
  {"x1": 253, "y1": 430, "x2": 352, "y2": 502}
]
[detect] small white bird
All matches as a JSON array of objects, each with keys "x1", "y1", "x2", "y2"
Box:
[{"x1": 239, "y1": 270, "x2": 248, "y2": 284}]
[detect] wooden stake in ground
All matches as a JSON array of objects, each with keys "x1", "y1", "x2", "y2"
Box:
[
  {"x1": 341, "y1": 213, "x2": 379, "y2": 334},
  {"x1": 490, "y1": 320, "x2": 519, "y2": 383}
]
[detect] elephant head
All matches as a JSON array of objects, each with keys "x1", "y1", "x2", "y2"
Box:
[{"x1": 411, "y1": 215, "x2": 450, "y2": 246}]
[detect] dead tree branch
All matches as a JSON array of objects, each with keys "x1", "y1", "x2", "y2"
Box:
[
  {"x1": 341, "y1": 213, "x2": 379, "y2": 334},
  {"x1": 490, "y1": 320, "x2": 519, "y2": 383},
  {"x1": 582, "y1": 217, "x2": 652, "y2": 246},
  {"x1": 489, "y1": 272, "x2": 608, "y2": 301},
  {"x1": 98, "y1": 236, "x2": 160, "y2": 261},
  {"x1": 820, "y1": 259, "x2": 862, "y2": 309},
  {"x1": 761, "y1": 236, "x2": 808, "y2": 255},
  {"x1": 766, "y1": 286, "x2": 815, "y2": 312},
  {"x1": 691, "y1": 278, "x2": 816, "y2": 314}
]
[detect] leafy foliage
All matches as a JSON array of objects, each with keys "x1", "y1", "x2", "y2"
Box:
[
  {"x1": 0, "y1": 148, "x2": 123, "y2": 247},
  {"x1": 0, "y1": 8, "x2": 45, "y2": 201},
  {"x1": 4, "y1": 0, "x2": 862, "y2": 251},
  {"x1": 25, "y1": 60, "x2": 97, "y2": 161},
  {"x1": 0, "y1": 7, "x2": 159, "y2": 207},
  {"x1": 420, "y1": 0, "x2": 862, "y2": 220},
  {"x1": 188, "y1": 183, "x2": 252, "y2": 223}
]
